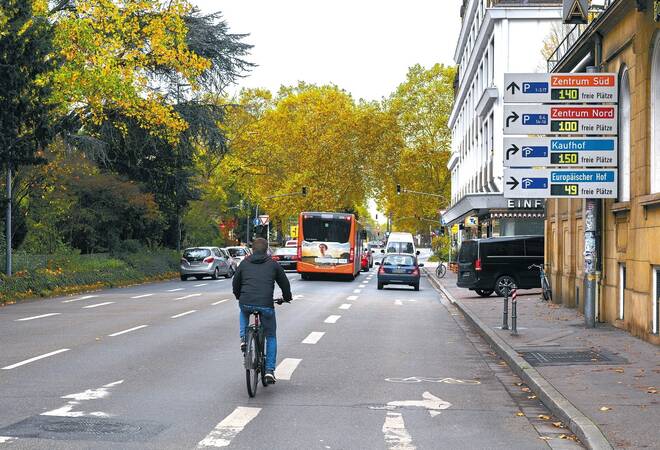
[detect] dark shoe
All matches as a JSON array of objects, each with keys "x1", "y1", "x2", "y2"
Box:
[
  {"x1": 240, "y1": 340, "x2": 246, "y2": 353},
  {"x1": 264, "y1": 371, "x2": 276, "y2": 384}
]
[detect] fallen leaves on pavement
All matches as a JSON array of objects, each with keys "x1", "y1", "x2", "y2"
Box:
[
  {"x1": 552, "y1": 422, "x2": 563, "y2": 428},
  {"x1": 538, "y1": 414, "x2": 551, "y2": 420},
  {"x1": 516, "y1": 412, "x2": 525, "y2": 417},
  {"x1": 647, "y1": 387, "x2": 657, "y2": 394}
]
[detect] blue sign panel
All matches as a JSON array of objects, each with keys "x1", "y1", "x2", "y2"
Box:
[
  {"x1": 521, "y1": 178, "x2": 548, "y2": 189},
  {"x1": 522, "y1": 146, "x2": 548, "y2": 158},
  {"x1": 550, "y1": 139, "x2": 615, "y2": 151},
  {"x1": 522, "y1": 82, "x2": 549, "y2": 94},
  {"x1": 522, "y1": 114, "x2": 548, "y2": 126}
]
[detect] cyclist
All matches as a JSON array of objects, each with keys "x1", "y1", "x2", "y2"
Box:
[{"x1": 233, "y1": 238, "x2": 292, "y2": 383}]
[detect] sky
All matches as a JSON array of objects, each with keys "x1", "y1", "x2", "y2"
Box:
[{"x1": 194, "y1": 0, "x2": 462, "y2": 101}]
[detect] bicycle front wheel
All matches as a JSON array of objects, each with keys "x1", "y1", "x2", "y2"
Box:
[
  {"x1": 436, "y1": 264, "x2": 447, "y2": 278},
  {"x1": 542, "y1": 277, "x2": 552, "y2": 302},
  {"x1": 245, "y1": 329, "x2": 260, "y2": 397}
]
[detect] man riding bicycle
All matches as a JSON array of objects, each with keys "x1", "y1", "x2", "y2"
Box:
[{"x1": 233, "y1": 238, "x2": 292, "y2": 383}]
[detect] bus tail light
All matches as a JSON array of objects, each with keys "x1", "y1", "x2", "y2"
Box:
[
  {"x1": 475, "y1": 258, "x2": 482, "y2": 271},
  {"x1": 297, "y1": 246, "x2": 302, "y2": 260},
  {"x1": 349, "y1": 247, "x2": 354, "y2": 263}
]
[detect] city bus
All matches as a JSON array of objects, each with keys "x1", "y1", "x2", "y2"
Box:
[{"x1": 297, "y1": 212, "x2": 366, "y2": 280}]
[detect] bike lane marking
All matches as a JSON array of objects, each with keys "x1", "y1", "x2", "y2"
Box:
[
  {"x1": 15, "y1": 313, "x2": 61, "y2": 322},
  {"x1": 197, "y1": 406, "x2": 261, "y2": 448},
  {"x1": 62, "y1": 294, "x2": 98, "y2": 303},
  {"x1": 171, "y1": 310, "x2": 197, "y2": 319},
  {"x1": 2, "y1": 348, "x2": 70, "y2": 370},
  {"x1": 131, "y1": 294, "x2": 153, "y2": 299},
  {"x1": 108, "y1": 325, "x2": 149, "y2": 337},
  {"x1": 82, "y1": 302, "x2": 115, "y2": 309},
  {"x1": 382, "y1": 412, "x2": 415, "y2": 450},
  {"x1": 339, "y1": 304, "x2": 352, "y2": 310},
  {"x1": 194, "y1": 283, "x2": 208, "y2": 287},
  {"x1": 324, "y1": 315, "x2": 341, "y2": 324},
  {"x1": 302, "y1": 332, "x2": 325, "y2": 344},
  {"x1": 175, "y1": 294, "x2": 201, "y2": 300},
  {"x1": 167, "y1": 288, "x2": 185, "y2": 292},
  {"x1": 275, "y1": 358, "x2": 302, "y2": 380},
  {"x1": 211, "y1": 299, "x2": 229, "y2": 306}
]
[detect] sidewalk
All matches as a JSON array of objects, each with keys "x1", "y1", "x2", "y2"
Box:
[{"x1": 425, "y1": 264, "x2": 659, "y2": 450}]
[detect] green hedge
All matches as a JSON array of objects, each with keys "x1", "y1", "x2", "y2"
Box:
[{"x1": 0, "y1": 250, "x2": 180, "y2": 305}]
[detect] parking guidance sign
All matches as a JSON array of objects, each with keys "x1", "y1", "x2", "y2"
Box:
[
  {"x1": 503, "y1": 137, "x2": 617, "y2": 167},
  {"x1": 504, "y1": 73, "x2": 617, "y2": 103},
  {"x1": 504, "y1": 104, "x2": 617, "y2": 135},
  {"x1": 503, "y1": 168, "x2": 617, "y2": 199}
]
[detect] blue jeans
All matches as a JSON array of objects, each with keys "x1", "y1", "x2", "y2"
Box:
[{"x1": 239, "y1": 304, "x2": 277, "y2": 372}]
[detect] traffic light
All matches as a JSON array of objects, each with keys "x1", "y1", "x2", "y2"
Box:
[
  {"x1": 302, "y1": 186, "x2": 307, "y2": 196},
  {"x1": 396, "y1": 184, "x2": 401, "y2": 195}
]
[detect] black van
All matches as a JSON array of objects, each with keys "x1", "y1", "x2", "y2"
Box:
[{"x1": 456, "y1": 235, "x2": 544, "y2": 297}]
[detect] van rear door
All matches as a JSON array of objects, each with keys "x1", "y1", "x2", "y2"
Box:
[{"x1": 456, "y1": 240, "x2": 478, "y2": 288}]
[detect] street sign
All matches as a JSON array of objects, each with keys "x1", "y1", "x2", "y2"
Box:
[
  {"x1": 504, "y1": 73, "x2": 617, "y2": 103},
  {"x1": 258, "y1": 215, "x2": 269, "y2": 226},
  {"x1": 503, "y1": 168, "x2": 617, "y2": 199},
  {"x1": 503, "y1": 137, "x2": 618, "y2": 167},
  {"x1": 290, "y1": 225, "x2": 298, "y2": 239},
  {"x1": 504, "y1": 104, "x2": 617, "y2": 135}
]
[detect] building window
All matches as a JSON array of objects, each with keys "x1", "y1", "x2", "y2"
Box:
[
  {"x1": 618, "y1": 66, "x2": 631, "y2": 201},
  {"x1": 651, "y1": 33, "x2": 660, "y2": 193},
  {"x1": 619, "y1": 263, "x2": 626, "y2": 320},
  {"x1": 654, "y1": 267, "x2": 660, "y2": 334}
]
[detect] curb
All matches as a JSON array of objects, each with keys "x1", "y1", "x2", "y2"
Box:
[{"x1": 424, "y1": 267, "x2": 613, "y2": 450}]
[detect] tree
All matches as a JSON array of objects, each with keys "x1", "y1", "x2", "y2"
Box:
[{"x1": 382, "y1": 64, "x2": 456, "y2": 233}]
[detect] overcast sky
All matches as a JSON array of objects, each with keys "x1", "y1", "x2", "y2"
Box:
[{"x1": 194, "y1": 0, "x2": 462, "y2": 101}]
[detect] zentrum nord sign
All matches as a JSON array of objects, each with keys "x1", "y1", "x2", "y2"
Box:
[{"x1": 503, "y1": 104, "x2": 617, "y2": 135}]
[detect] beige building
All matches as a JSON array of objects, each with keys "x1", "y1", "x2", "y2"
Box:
[{"x1": 546, "y1": 0, "x2": 660, "y2": 344}]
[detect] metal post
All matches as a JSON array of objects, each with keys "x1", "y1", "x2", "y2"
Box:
[
  {"x1": 246, "y1": 210, "x2": 250, "y2": 245},
  {"x1": 502, "y1": 288, "x2": 509, "y2": 330},
  {"x1": 5, "y1": 165, "x2": 11, "y2": 276},
  {"x1": 511, "y1": 289, "x2": 518, "y2": 335}
]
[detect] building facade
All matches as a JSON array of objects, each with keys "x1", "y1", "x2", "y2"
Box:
[
  {"x1": 546, "y1": 0, "x2": 660, "y2": 344},
  {"x1": 444, "y1": 0, "x2": 562, "y2": 240}
]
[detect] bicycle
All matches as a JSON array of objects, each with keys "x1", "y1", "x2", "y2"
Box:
[
  {"x1": 243, "y1": 298, "x2": 290, "y2": 397},
  {"x1": 528, "y1": 264, "x2": 552, "y2": 302},
  {"x1": 435, "y1": 261, "x2": 447, "y2": 278}
]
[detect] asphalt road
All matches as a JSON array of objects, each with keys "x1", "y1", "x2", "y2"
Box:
[{"x1": 0, "y1": 260, "x2": 580, "y2": 449}]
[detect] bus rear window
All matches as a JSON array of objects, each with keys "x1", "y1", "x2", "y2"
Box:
[
  {"x1": 302, "y1": 217, "x2": 351, "y2": 243},
  {"x1": 458, "y1": 241, "x2": 477, "y2": 263}
]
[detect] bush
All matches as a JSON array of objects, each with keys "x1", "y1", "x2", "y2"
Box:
[{"x1": 431, "y1": 235, "x2": 451, "y2": 262}]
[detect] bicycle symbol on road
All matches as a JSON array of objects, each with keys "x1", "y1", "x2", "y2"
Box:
[{"x1": 384, "y1": 376, "x2": 481, "y2": 385}]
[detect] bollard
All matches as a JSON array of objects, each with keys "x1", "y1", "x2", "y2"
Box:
[
  {"x1": 511, "y1": 289, "x2": 518, "y2": 336},
  {"x1": 502, "y1": 288, "x2": 509, "y2": 330}
]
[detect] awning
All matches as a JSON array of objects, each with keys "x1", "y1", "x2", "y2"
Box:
[{"x1": 441, "y1": 193, "x2": 544, "y2": 225}]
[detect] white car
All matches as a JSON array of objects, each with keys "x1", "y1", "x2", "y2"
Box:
[{"x1": 224, "y1": 246, "x2": 251, "y2": 265}]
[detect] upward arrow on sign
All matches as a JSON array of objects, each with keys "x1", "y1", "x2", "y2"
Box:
[{"x1": 506, "y1": 82, "x2": 520, "y2": 95}]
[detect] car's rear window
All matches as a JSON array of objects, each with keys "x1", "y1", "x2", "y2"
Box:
[
  {"x1": 383, "y1": 255, "x2": 415, "y2": 266},
  {"x1": 458, "y1": 241, "x2": 477, "y2": 263},
  {"x1": 227, "y1": 248, "x2": 247, "y2": 257},
  {"x1": 183, "y1": 248, "x2": 211, "y2": 261},
  {"x1": 386, "y1": 241, "x2": 414, "y2": 254},
  {"x1": 275, "y1": 247, "x2": 297, "y2": 255}
]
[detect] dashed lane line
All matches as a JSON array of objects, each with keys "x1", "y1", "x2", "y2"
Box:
[
  {"x1": 175, "y1": 293, "x2": 202, "y2": 300},
  {"x1": 194, "y1": 283, "x2": 208, "y2": 287},
  {"x1": 275, "y1": 358, "x2": 302, "y2": 381},
  {"x1": 197, "y1": 406, "x2": 261, "y2": 448},
  {"x1": 62, "y1": 294, "x2": 98, "y2": 303},
  {"x1": 131, "y1": 294, "x2": 153, "y2": 299},
  {"x1": 395, "y1": 300, "x2": 403, "y2": 306},
  {"x1": 0, "y1": 437, "x2": 16, "y2": 443},
  {"x1": 212, "y1": 299, "x2": 229, "y2": 306},
  {"x1": 2, "y1": 348, "x2": 70, "y2": 370},
  {"x1": 324, "y1": 315, "x2": 341, "y2": 324},
  {"x1": 108, "y1": 325, "x2": 149, "y2": 337},
  {"x1": 302, "y1": 332, "x2": 325, "y2": 344},
  {"x1": 171, "y1": 310, "x2": 197, "y2": 319},
  {"x1": 353, "y1": 289, "x2": 362, "y2": 294},
  {"x1": 167, "y1": 288, "x2": 185, "y2": 292},
  {"x1": 82, "y1": 302, "x2": 115, "y2": 309},
  {"x1": 346, "y1": 295, "x2": 358, "y2": 301},
  {"x1": 15, "y1": 313, "x2": 61, "y2": 322},
  {"x1": 339, "y1": 304, "x2": 352, "y2": 310}
]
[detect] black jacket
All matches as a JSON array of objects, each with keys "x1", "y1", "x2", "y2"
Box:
[{"x1": 232, "y1": 253, "x2": 292, "y2": 308}]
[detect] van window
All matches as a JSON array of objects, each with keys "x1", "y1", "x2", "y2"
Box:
[
  {"x1": 387, "y1": 242, "x2": 415, "y2": 254},
  {"x1": 525, "y1": 239, "x2": 543, "y2": 256},
  {"x1": 458, "y1": 241, "x2": 477, "y2": 263},
  {"x1": 486, "y1": 240, "x2": 524, "y2": 257}
]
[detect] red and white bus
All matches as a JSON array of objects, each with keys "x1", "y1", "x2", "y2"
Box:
[{"x1": 297, "y1": 212, "x2": 365, "y2": 280}]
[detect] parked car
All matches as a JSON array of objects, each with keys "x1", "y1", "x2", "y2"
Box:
[
  {"x1": 272, "y1": 247, "x2": 298, "y2": 271},
  {"x1": 376, "y1": 253, "x2": 423, "y2": 291},
  {"x1": 456, "y1": 235, "x2": 544, "y2": 297},
  {"x1": 224, "y1": 246, "x2": 251, "y2": 265},
  {"x1": 285, "y1": 239, "x2": 298, "y2": 247},
  {"x1": 180, "y1": 247, "x2": 236, "y2": 281}
]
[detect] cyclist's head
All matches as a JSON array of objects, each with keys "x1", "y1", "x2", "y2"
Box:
[{"x1": 252, "y1": 238, "x2": 268, "y2": 255}]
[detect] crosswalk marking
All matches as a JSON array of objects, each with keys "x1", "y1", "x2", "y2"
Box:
[
  {"x1": 275, "y1": 358, "x2": 302, "y2": 380},
  {"x1": 302, "y1": 332, "x2": 325, "y2": 344},
  {"x1": 324, "y1": 315, "x2": 341, "y2": 324},
  {"x1": 197, "y1": 407, "x2": 261, "y2": 448}
]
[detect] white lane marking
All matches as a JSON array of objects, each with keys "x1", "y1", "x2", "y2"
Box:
[
  {"x1": 83, "y1": 302, "x2": 114, "y2": 309},
  {"x1": 382, "y1": 412, "x2": 415, "y2": 450},
  {"x1": 212, "y1": 299, "x2": 229, "y2": 306},
  {"x1": 2, "y1": 348, "x2": 70, "y2": 370},
  {"x1": 175, "y1": 293, "x2": 202, "y2": 300},
  {"x1": 395, "y1": 300, "x2": 403, "y2": 306},
  {"x1": 167, "y1": 288, "x2": 185, "y2": 292},
  {"x1": 42, "y1": 380, "x2": 123, "y2": 418},
  {"x1": 197, "y1": 406, "x2": 261, "y2": 448},
  {"x1": 108, "y1": 325, "x2": 148, "y2": 337},
  {"x1": 302, "y1": 332, "x2": 325, "y2": 344},
  {"x1": 0, "y1": 436, "x2": 16, "y2": 443},
  {"x1": 293, "y1": 294, "x2": 304, "y2": 299},
  {"x1": 275, "y1": 358, "x2": 302, "y2": 381},
  {"x1": 131, "y1": 293, "x2": 153, "y2": 299},
  {"x1": 353, "y1": 289, "x2": 361, "y2": 294},
  {"x1": 324, "y1": 315, "x2": 341, "y2": 324},
  {"x1": 339, "y1": 303, "x2": 352, "y2": 310},
  {"x1": 359, "y1": 284, "x2": 367, "y2": 288},
  {"x1": 15, "y1": 313, "x2": 61, "y2": 322},
  {"x1": 347, "y1": 295, "x2": 358, "y2": 301},
  {"x1": 171, "y1": 310, "x2": 197, "y2": 319},
  {"x1": 62, "y1": 294, "x2": 98, "y2": 303},
  {"x1": 194, "y1": 283, "x2": 208, "y2": 287}
]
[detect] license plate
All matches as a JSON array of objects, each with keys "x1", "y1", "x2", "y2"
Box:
[{"x1": 393, "y1": 268, "x2": 406, "y2": 273}]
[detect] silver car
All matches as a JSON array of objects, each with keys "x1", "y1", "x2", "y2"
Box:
[
  {"x1": 180, "y1": 247, "x2": 236, "y2": 281},
  {"x1": 224, "y1": 246, "x2": 251, "y2": 265}
]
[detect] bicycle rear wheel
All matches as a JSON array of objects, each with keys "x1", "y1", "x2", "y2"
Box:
[
  {"x1": 436, "y1": 264, "x2": 447, "y2": 278},
  {"x1": 542, "y1": 277, "x2": 552, "y2": 302},
  {"x1": 245, "y1": 328, "x2": 259, "y2": 397}
]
